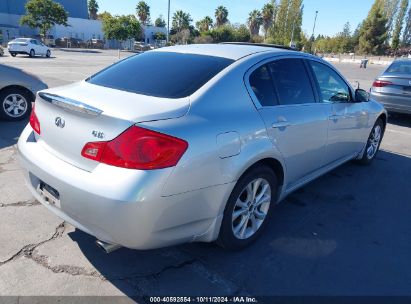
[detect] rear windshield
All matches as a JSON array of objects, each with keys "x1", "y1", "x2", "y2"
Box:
[
  {"x1": 87, "y1": 52, "x2": 234, "y2": 98},
  {"x1": 386, "y1": 61, "x2": 411, "y2": 74}
]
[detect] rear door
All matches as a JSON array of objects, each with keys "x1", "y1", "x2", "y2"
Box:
[
  {"x1": 307, "y1": 60, "x2": 369, "y2": 164},
  {"x1": 247, "y1": 57, "x2": 329, "y2": 186}
]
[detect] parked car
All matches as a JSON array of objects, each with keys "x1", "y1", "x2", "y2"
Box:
[
  {"x1": 18, "y1": 43, "x2": 386, "y2": 252},
  {"x1": 34, "y1": 35, "x2": 56, "y2": 47},
  {"x1": 370, "y1": 59, "x2": 411, "y2": 115},
  {"x1": 0, "y1": 64, "x2": 47, "y2": 121},
  {"x1": 8, "y1": 38, "x2": 51, "y2": 58},
  {"x1": 0, "y1": 46, "x2": 4, "y2": 56}
]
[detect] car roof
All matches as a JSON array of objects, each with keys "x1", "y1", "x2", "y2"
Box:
[{"x1": 155, "y1": 43, "x2": 296, "y2": 60}]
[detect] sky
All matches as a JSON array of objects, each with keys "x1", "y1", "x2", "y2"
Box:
[{"x1": 97, "y1": 0, "x2": 375, "y2": 37}]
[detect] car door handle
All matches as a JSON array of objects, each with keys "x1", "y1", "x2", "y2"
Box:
[
  {"x1": 329, "y1": 114, "x2": 342, "y2": 121},
  {"x1": 271, "y1": 121, "x2": 291, "y2": 129}
]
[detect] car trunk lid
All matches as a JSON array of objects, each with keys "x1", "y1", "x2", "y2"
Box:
[{"x1": 34, "y1": 81, "x2": 189, "y2": 172}]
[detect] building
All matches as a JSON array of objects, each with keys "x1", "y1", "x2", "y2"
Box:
[{"x1": 0, "y1": 0, "x2": 103, "y2": 44}]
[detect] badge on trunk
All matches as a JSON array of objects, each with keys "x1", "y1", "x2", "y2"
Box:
[{"x1": 55, "y1": 117, "x2": 65, "y2": 128}]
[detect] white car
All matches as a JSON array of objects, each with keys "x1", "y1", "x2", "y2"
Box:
[{"x1": 8, "y1": 38, "x2": 51, "y2": 58}]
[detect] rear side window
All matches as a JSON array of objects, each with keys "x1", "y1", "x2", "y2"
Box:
[
  {"x1": 249, "y1": 65, "x2": 278, "y2": 107},
  {"x1": 87, "y1": 52, "x2": 234, "y2": 99},
  {"x1": 268, "y1": 59, "x2": 316, "y2": 105}
]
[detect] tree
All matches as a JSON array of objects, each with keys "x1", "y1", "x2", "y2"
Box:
[
  {"x1": 154, "y1": 32, "x2": 166, "y2": 40},
  {"x1": 136, "y1": 1, "x2": 150, "y2": 25},
  {"x1": 392, "y1": 0, "x2": 409, "y2": 49},
  {"x1": 384, "y1": 0, "x2": 400, "y2": 39},
  {"x1": 88, "y1": 0, "x2": 99, "y2": 20},
  {"x1": 155, "y1": 15, "x2": 166, "y2": 27},
  {"x1": 196, "y1": 16, "x2": 213, "y2": 32},
  {"x1": 262, "y1": 2, "x2": 275, "y2": 38},
  {"x1": 102, "y1": 14, "x2": 142, "y2": 42},
  {"x1": 215, "y1": 6, "x2": 229, "y2": 27},
  {"x1": 359, "y1": 0, "x2": 388, "y2": 54},
  {"x1": 248, "y1": 10, "x2": 263, "y2": 36},
  {"x1": 402, "y1": 7, "x2": 411, "y2": 45},
  {"x1": 171, "y1": 10, "x2": 192, "y2": 43},
  {"x1": 20, "y1": 0, "x2": 68, "y2": 40}
]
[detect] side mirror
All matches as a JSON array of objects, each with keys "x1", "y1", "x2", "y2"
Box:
[{"x1": 355, "y1": 88, "x2": 370, "y2": 103}]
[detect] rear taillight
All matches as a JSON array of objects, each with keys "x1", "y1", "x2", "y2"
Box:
[
  {"x1": 372, "y1": 80, "x2": 393, "y2": 87},
  {"x1": 29, "y1": 105, "x2": 41, "y2": 135},
  {"x1": 81, "y1": 126, "x2": 188, "y2": 170}
]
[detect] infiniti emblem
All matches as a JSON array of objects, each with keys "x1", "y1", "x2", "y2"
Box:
[{"x1": 55, "y1": 117, "x2": 65, "y2": 128}]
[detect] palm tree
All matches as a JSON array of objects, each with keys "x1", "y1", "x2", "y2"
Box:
[
  {"x1": 262, "y1": 3, "x2": 275, "y2": 37},
  {"x1": 248, "y1": 10, "x2": 263, "y2": 36},
  {"x1": 172, "y1": 10, "x2": 192, "y2": 33},
  {"x1": 215, "y1": 6, "x2": 228, "y2": 27},
  {"x1": 155, "y1": 15, "x2": 166, "y2": 27},
  {"x1": 88, "y1": 0, "x2": 99, "y2": 20},
  {"x1": 136, "y1": 1, "x2": 150, "y2": 25},
  {"x1": 196, "y1": 16, "x2": 213, "y2": 32}
]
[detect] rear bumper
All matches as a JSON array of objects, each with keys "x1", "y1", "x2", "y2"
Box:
[
  {"x1": 370, "y1": 92, "x2": 411, "y2": 114},
  {"x1": 18, "y1": 125, "x2": 232, "y2": 249}
]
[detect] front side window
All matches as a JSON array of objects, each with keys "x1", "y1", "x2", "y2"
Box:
[
  {"x1": 87, "y1": 52, "x2": 234, "y2": 99},
  {"x1": 249, "y1": 65, "x2": 278, "y2": 107},
  {"x1": 268, "y1": 59, "x2": 316, "y2": 105},
  {"x1": 309, "y1": 61, "x2": 351, "y2": 103}
]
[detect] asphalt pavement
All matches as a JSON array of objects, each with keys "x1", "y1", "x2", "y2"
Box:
[{"x1": 0, "y1": 50, "x2": 410, "y2": 301}]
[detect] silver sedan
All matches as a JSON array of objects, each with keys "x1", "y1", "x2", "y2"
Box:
[
  {"x1": 0, "y1": 64, "x2": 48, "y2": 121},
  {"x1": 370, "y1": 59, "x2": 411, "y2": 115},
  {"x1": 18, "y1": 44, "x2": 387, "y2": 251}
]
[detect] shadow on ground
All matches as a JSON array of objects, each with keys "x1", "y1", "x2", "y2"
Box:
[
  {"x1": 0, "y1": 119, "x2": 28, "y2": 149},
  {"x1": 69, "y1": 150, "x2": 411, "y2": 298},
  {"x1": 388, "y1": 113, "x2": 411, "y2": 128}
]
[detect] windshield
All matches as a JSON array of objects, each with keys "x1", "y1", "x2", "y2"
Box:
[{"x1": 87, "y1": 51, "x2": 234, "y2": 99}]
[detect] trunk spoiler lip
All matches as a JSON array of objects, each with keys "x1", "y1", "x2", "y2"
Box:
[{"x1": 38, "y1": 92, "x2": 103, "y2": 116}]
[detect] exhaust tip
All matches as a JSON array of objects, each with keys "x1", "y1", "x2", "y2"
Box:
[{"x1": 95, "y1": 240, "x2": 122, "y2": 254}]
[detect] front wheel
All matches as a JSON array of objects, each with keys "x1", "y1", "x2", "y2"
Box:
[
  {"x1": 217, "y1": 165, "x2": 278, "y2": 250},
  {"x1": 10, "y1": 53, "x2": 17, "y2": 57},
  {"x1": 29, "y1": 49, "x2": 35, "y2": 57},
  {"x1": 0, "y1": 88, "x2": 32, "y2": 121},
  {"x1": 357, "y1": 119, "x2": 384, "y2": 165},
  {"x1": 46, "y1": 50, "x2": 51, "y2": 58}
]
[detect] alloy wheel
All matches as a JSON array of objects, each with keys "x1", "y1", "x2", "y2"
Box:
[
  {"x1": 366, "y1": 124, "x2": 382, "y2": 160},
  {"x1": 3, "y1": 94, "x2": 28, "y2": 118},
  {"x1": 231, "y1": 178, "x2": 271, "y2": 240}
]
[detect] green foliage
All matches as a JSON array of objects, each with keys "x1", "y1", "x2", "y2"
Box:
[
  {"x1": 88, "y1": 0, "x2": 99, "y2": 20},
  {"x1": 266, "y1": 0, "x2": 303, "y2": 46},
  {"x1": 392, "y1": 0, "x2": 408, "y2": 49},
  {"x1": 196, "y1": 16, "x2": 213, "y2": 32},
  {"x1": 136, "y1": 1, "x2": 150, "y2": 25},
  {"x1": 154, "y1": 32, "x2": 166, "y2": 40},
  {"x1": 101, "y1": 13, "x2": 142, "y2": 41},
  {"x1": 402, "y1": 7, "x2": 411, "y2": 45},
  {"x1": 215, "y1": 6, "x2": 229, "y2": 27},
  {"x1": 208, "y1": 24, "x2": 250, "y2": 43},
  {"x1": 261, "y1": 2, "x2": 276, "y2": 37},
  {"x1": 359, "y1": 0, "x2": 388, "y2": 55},
  {"x1": 172, "y1": 10, "x2": 192, "y2": 33},
  {"x1": 20, "y1": 0, "x2": 69, "y2": 39},
  {"x1": 155, "y1": 15, "x2": 166, "y2": 28},
  {"x1": 248, "y1": 10, "x2": 263, "y2": 36}
]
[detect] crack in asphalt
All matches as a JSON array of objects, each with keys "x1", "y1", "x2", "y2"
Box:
[
  {"x1": 0, "y1": 199, "x2": 40, "y2": 208},
  {"x1": 0, "y1": 222, "x2": 66, "y2": 266}
]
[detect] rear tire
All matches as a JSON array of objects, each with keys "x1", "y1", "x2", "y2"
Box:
[
  {"x1": 217, "y1": 165, "x2": 278, "y2": 250},
  {"x1": 46, "y1": 50, "x2": 51, "y2": 58},
  {"x1": 0, "y1": 87, "x2": 32, "y2": 121},
  {"x1": 10, "y1": 53, "x2": 17, "y2": 57},
  {"x1": 357, "y1": 119, "x2": 384, "y2": 165},
  {"x1": 29, "y1": 49, "x2": 35, "y2": 57}
]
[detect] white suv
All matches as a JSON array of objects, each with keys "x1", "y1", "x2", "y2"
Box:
[{"x1": 8, "y1": 38, "x2": 51, "y2": 58}]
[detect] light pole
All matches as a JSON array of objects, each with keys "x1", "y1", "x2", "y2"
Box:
[
  {"x1": 167, "y1": 0, "x2": 170, "y2": 43},
  {"x1": 311, "y1": 10, "x2": 318, "y2": 39}
]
